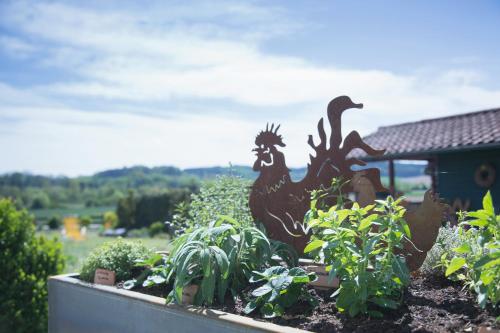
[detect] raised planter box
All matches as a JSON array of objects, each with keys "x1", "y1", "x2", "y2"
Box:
[{"x1": 48, "y1": 274, "x2": 310, "y2": 333}]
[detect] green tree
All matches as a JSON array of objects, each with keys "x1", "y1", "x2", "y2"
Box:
[
  {"x1": 48, "y1": 215, "x2": 61, "y2": 230},
  {"x1": 116, "y1": 190, "x2": 136, "y2": 229},
  {"x1": 103, "y1": 211, "x2": 118, "y2": 229},
  {"x1": 0, "y1": 198, "x2": 65, "y2": 333},
  {"x1": 80, "y1": 215, "x2": 92, "y2": 228}
]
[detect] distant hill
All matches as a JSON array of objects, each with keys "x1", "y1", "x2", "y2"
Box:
[
  {"x1": 185, "y1": 161, "x2": 425, "y2": 181},
  {"x1": 0, "y1": 162, "x2": 426, "y2": 213}
]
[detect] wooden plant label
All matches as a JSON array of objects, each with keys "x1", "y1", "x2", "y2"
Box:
[
  {"x1": 181, "y1": 284, "x2": 199, "y2": 305},
  {"x1": 304, "y1": 263, "x2": 339, "y2": 290},
  {"x1": 94, "y1": 268, "x2": 116, "y2": 286}
]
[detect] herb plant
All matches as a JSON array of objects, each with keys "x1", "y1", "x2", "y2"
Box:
[
  {"x1": 244, "y1": 266, "x2": 318, "y2": 318},
  {"x1": 184, "y1": 175, "x2": 254, "y2": 230},
  {"x1": 443, "y1": 191, "x2": 499, "y2": 308},
  {"x1": 80, "y1": 239, "x2": 152, "y2": 282},
  {"x1": 136, "y1": 216, "x2": 299, "y2": 306},
  {"x1": 304, "y1": 181, "x2": 411, "y2": 317},
  {"x1": 420, "y1": 224, "x2": 461, "y2": 275}
]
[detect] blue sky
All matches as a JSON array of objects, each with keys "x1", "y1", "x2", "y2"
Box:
[{"x1": 1, "y1": 0, "x2": 499, "y2": 176}]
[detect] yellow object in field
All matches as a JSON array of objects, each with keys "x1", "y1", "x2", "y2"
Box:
[{"x1": 64, "y1": 217, "x2": 84, "y2": 240}]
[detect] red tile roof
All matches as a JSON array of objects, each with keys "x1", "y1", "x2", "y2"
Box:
[{"x1": 352, "y1": 108, "x2": 500, "y2": 160}]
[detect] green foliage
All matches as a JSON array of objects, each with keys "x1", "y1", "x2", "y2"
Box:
[
  {"x1": 184, "y1": 176, "x2": 253, "y2": 230},
  {"x1": 244, "y1": 266, "x2": 318, "y2": 318},
  {"x1": 79, "y1": 239, "x2": 152, "y2": 282},
  {"x1": 420, "y1": 224, "x2": 461, "y2": 275},
  {"x1": 103, "y1": 210, "x2": 118, "y2": 228},
  {"x1": 166, "y1": 218, "x2": 274, "y2": 305},
  {"x1": 0, "y1": 167, "x2": 199, "y2": 212},
  {"x1": 443, "y1": 191, "x2": 499, "y2": 308},
  {"x1": 126, "y1": 217, "x2": 297, "y2": 307},
  {"x1": 48, "y1": 215, "x2": 61, "y2": 230},
  {"x1": 0, "y1": 198, "x2": 64, "y2": 333},
  {"x1": 148, "y1": 221, "x2": 166, "y2": 237},
  {"x1": 123, "y1": 253, "x2": 170, "y2": 290},
  {"x1": 304, "y1": 180, "x2": 411, "y2": 317},
  {"x1": 80, "y1": 215, "x2": 92, "y2": 228},
  {"x1": 116, "y1": 189, "x2": 190, "y2": 229}
]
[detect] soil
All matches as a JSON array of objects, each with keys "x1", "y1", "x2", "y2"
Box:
[{"x1": 119, "y1": 274, "x2": 499, "y2": 333}]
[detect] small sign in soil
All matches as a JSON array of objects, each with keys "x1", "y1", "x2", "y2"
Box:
[
  {"x1": 94, "y1": 268, "x2": 116, "y2": 286},
  {"x1": 181, "y1": 284, "x2": 199, "y2": 304}
]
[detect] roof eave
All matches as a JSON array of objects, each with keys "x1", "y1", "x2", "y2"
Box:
[{"x1": 359, "y1": 141, "x2": 500, "y2": 161}]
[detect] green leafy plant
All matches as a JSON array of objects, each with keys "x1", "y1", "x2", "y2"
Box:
[
  {"x1": 148, "y1": 221, "x2": 166, "y2": 237},
  {"x1": 304, "y1": 180, "x2": 411, "y2": 317},
  {"x1": 0, "y1": 198, "x2": 65, "y2": 333},
  {"x1": 48, "y1": 215, "x2": 61, "y2": 230},
  {"x1": 165, "y1": 216, "x2": 295, "y2": 305},
  {"x1": 80, "y1": 239, "x2": 153, "y2": 282},
  {"x1": 123, "y1": 253, "x2": 171, "y2": 290},
  {"x1": 80, "y1": 215, "x2": 92, "y2": 228},
  {"x1": 443, "y1": 191, "x2": 499, "y2": 308},
  {"x1": 244, "y1": 266, "x2": 318, "y2": 318},
  {"x1": 184, "y1": 175, "x2": 254, "y2": 230},
  {"x1": 126, "y1": 216, "x2": 297, "y2": 306}
]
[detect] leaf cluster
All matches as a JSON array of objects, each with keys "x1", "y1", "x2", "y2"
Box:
[
  {"x1": 420, "y1": 224, "x2": 461, "y2": 275},
  {"x1": 126, "y1": 216, "x2": 298, "y2": 307},
  {"x1": 304, "y1": 185, "x2": 411, "y2": 317},
  {"x1": 0, "y1": 198, "x2": 65, "y2": 333},
  {"x1": 79, "y1": 239, "x2": 152, "y2": 282},
  {"x1": 244, "y1": 266, "x2": 318, "y2": 318},
  {"x1": 443, "y1": 191, "x2": 499, "y2": 308},
  {"x1": 182, "y1": 175, "x2": 254, "y2": 231}
]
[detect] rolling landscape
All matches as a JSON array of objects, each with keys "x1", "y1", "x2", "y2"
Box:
[{"x1": 1, "y1": 161, "x2": 428, "y2": 224}]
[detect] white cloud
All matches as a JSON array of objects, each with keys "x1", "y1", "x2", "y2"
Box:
[
  {"x1": 1, "y1": 1, "x2": 500, "y2": 175},
  {"x1": 0, "y1": 35, "x2": 36, "y2": 58}
]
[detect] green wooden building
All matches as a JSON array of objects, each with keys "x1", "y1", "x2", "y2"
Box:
[{"x1": 355, "y1": 108, "x2": 500, "y2": 212}]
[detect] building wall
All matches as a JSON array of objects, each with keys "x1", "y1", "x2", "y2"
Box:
[{"x1": 436, "y1": 148, "x2": 500, "y2": 212}]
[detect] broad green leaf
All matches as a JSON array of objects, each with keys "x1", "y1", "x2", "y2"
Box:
[
  {"x1": 482, "y1": 191, "x2": 494, "y2": 214},
  {"x1": 201, "y1": 248, "x2": 211, "y2": 277},
  {"x1": 399, "y1": 219, "x2": 411, "y2": 238},
  {"x1": 243, "y1": 300, "x2": 258, "y2": 314},
  {"x1": 292, "y1": 275, "x2": 310, "y2": 283},
  {"x1": 304, "y1": 239, "x2": 325, "y2": 253},
  {"x1": 465, "y1": 219, "x2": 488, "y2": 228},
  {"x1": 466, "y1": 211, "x2": 490, "y2": 220},
  {"x1": 445, "y1": 257, "x2": 466, "y2": 276},
  {"x1": 453, "y1": 243, "x2": 471, "y2": 254},
  {"x1": 201, "y1": 272, "x2": 215, "y2": 304},
  {"x1": 483, "y1": 258, "x2": 500, "y2": 269},
  {"x1": 358, "y1": 217, "x2": 373, "y2": 231},
  {"x1": 474, "y1": 254, "x2": 500, "y2": 269},
  {"x1": 480, "y1": 270, "x2": 495, "y2": 285},
  {"x1": 252, "y1": 284, "x2": 272, "y2": 297}
]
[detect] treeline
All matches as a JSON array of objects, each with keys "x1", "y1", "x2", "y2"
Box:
[
  {"x1": 0, "y1": 167, "x2": 199, "y2": 210},
  {"x1": 116, "y1": 189, "x2": 190, "y2": 229}
]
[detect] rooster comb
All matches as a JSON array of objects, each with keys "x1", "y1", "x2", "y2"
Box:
[{"x1": 255, "y1": 123, "x2": 285, "y2": 147}]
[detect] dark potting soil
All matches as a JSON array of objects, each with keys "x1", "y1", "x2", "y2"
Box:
[{"x1": 119, "y1": 274, "x2": 499, "y2": 333}]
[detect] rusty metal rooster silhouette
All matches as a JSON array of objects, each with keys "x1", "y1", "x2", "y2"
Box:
[{"x1": 249, "y1": 96, "x2": 446, "y2": 271}]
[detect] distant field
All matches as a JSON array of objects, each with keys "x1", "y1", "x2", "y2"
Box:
[
  {"x1": 31, "y1": 205, "x2": 115, "y2": 222},
  {"x1": 38, "y1": 230, "x2": 171, "y2": 274}
]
